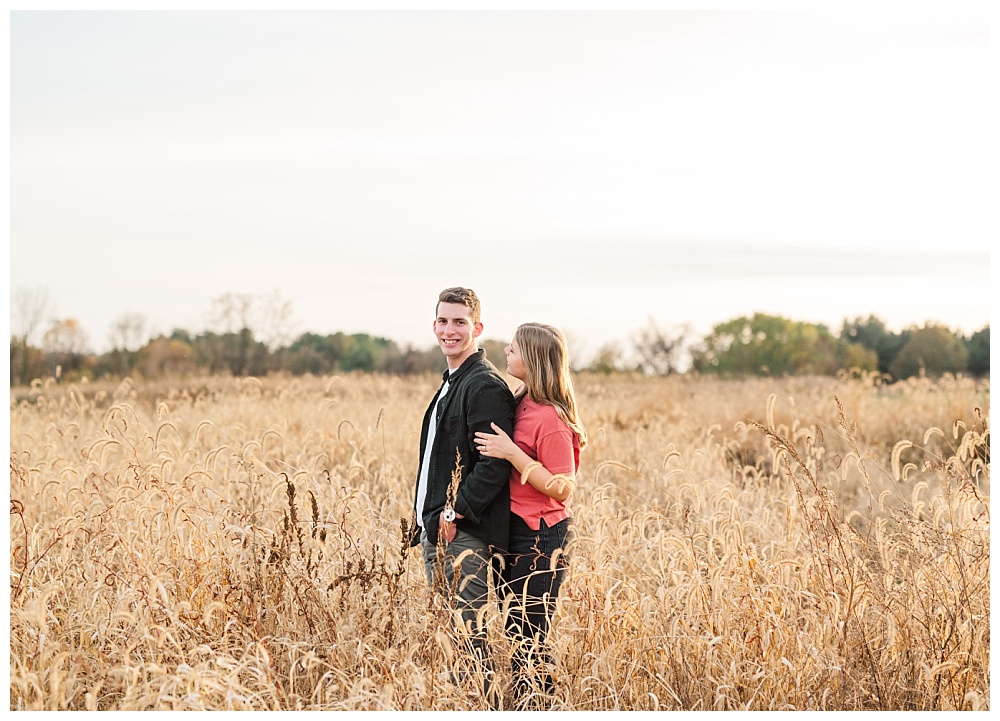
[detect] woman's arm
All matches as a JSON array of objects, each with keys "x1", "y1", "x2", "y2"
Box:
[{"x1": 475, "y1": 422, "x2": 575, "y2": 502}]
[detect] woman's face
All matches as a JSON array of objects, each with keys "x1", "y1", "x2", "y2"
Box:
[{"x1": 504, "y1": 337, "x2": 528, "y2": 381}]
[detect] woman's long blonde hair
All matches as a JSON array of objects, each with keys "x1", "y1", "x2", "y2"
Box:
[{"x1": 514, "y1": 322, "x2": 587, "y2": 449}]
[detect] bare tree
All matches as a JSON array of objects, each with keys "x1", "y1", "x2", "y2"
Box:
[
  {"x1": 42, "y1": 319, "x2": 90, "y2": 355},
  {"x1": 108, "y1": 312, "x2": 148, "y2": 352},
  {"x1": 255, "y1": 289, "x2": 297, "y2": 351},
  {"x1": 108, "y1": 312, "x2": 148, "y2": 376},
  {"x1": 10, "y1": 286, "x2": 54, "y2": 385},
  {"x1": 561, "y1": 328, "x2": 589, "y2": 372},
  {"x1": 208, "y1": 292, "x2": 255, "y2": 335},
  {"x1": 207, "y1": 290, "x2": 296, "y2": 347},
  {"x1": 41, "y1": 318, "x2": 91, "y2": 381},
  {"x1": 633, "y1": 318, "x2": 691, "y2": 376},
  {"x1": 205, "y1": 291, "x2": 297, "y2": 375},
  {"x1": 11, "y1": 286, "x2": 53, "y2": 344}
]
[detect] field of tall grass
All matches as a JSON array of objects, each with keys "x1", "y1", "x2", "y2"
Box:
[{"x1": 9, "y1": 371, "x2": 990, "y2": 710}]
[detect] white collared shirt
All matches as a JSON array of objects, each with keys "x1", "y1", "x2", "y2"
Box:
[{"x1": 415, "y1": 371, "x2": 453, "y2": 527}]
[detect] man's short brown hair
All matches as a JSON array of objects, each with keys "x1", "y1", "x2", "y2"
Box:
[{"x1": 437, "y1": 287, "x2": 481, "y2": 324}]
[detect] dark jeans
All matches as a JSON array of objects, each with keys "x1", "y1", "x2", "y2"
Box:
[{"x1": 502, "y1": 514, "x2": 570, "y2": 699}]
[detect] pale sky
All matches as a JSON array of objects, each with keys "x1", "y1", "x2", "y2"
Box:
[{"x1": 8, "y1": 4, "x2": 992, "y2": 362}]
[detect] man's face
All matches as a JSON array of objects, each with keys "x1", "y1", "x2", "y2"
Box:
[{"x1": 434, "y1": 302, "x2": 483, "y2": 369}]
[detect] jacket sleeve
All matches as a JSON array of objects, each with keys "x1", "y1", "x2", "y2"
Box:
[{"x1": 453, "y1": 379, "x2": 515, "y2": 524}]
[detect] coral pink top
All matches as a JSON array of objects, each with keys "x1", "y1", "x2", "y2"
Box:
[{"x1": 509, "y1": 394, "x2": 580, "y2": 531}]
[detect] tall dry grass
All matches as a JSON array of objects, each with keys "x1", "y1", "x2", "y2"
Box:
[{"x1": 9, "y1": 371, "x2": 989, "y2": 710}]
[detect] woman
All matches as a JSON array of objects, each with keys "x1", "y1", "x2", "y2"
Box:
[{"x1": 474, "y1": 322, "x2": 587, "y2": 705}]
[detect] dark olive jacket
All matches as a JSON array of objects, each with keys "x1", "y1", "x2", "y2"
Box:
[{"x1": 411, "y1": 349, "x2": 515, "y2": 550}]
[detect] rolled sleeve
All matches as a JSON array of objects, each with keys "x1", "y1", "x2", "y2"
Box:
[{"x1": 536, "y1": 429, "x2": 577, "y2": 477}]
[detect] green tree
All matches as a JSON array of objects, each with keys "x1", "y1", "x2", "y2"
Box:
[
  {"x1": 286, "y1": 332, "x2": 346, "y2": 375},
  {"x1": 396, "y1": 345, "x2": 447, "y2": 375},
  {"x1": 841, "y1": 315, "x2": 909, "y2": 374},
  {"x1": 342, "y1": 334, "x2": 394, "y2": 372},
  {"x1": 169, "y1": 328, "x2": 194, "y2": 345},
  {"x1": 840, "y1": 341, "x2": 880, "y2": 375},
  {"x1": 190, "y1": 331, "x2": 229, "y2": 375},
  {"x1": 692, "y1": 314, "x2": 794, "y2": 376},
  {"x1": 965, "y1": 326, "x2": 989, "y2": 377},
  {"x1": 188, "y1": 330, "x2": 268, "y2": 376},
  {"x1": 692, "y1": 313, "x2": 875, "y2": 377},
  {"x1": 889, "y1": 324, "x2": 969, "y2": 380},
  {"x1": 283, "y1": 346, "x2": 331, "y2": 375}
]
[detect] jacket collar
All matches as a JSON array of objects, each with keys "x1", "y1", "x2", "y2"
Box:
[{"x1": 445, "y1": 348, "x2": 484, "y2": 385}]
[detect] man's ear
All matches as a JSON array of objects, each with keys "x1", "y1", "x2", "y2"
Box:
[{"x1": 472, "y1": 322, "x2": 484, "y2": 339}]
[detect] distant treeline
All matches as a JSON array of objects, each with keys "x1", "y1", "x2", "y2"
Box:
[{"x1": 9, "y1": 312, "x2": 989, "y2": 387}]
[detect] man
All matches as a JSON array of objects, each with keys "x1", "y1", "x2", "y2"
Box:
[{"x1": 412, "y1": 286, "x2": 515, "y2": 701}]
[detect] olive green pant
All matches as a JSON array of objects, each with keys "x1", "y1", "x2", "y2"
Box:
[{"x1": 421, "y1": 528, "x2": 499, "y2": 705}]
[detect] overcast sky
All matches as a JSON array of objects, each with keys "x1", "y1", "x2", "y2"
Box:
[{"x1": 8, "y1": 4, "x2": 991, "y2": 361}]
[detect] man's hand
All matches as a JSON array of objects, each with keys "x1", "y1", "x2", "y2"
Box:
[{"x1": 438, "y1": 510, "x2": 463, "y2": 543}]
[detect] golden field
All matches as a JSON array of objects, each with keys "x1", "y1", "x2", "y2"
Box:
[{"x1": 8, "y1": 371, "x2": 990, "y2": 710}]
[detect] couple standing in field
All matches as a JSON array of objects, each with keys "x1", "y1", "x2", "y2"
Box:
[{"x1": 410, "y1": 286, "x2": 587, "y2": 710}]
